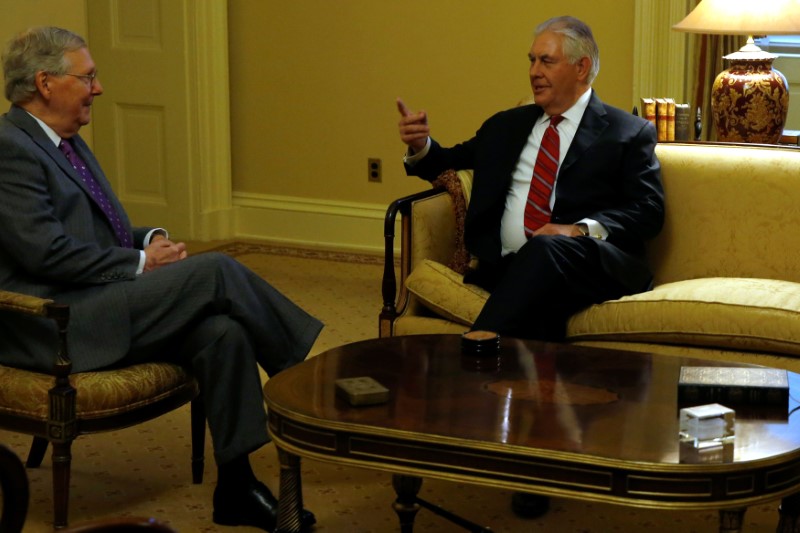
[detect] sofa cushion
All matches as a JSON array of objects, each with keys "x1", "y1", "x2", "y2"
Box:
[
  {"x1": 568, "y1": 277, "x2": 800, "y2": 356},
  {"x1": 405, "y1": 259, "x2": 488, "y2": 326}
]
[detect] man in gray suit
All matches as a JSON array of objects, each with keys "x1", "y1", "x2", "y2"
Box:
[{"x1": 0, "y1": 26, "x2": 321, "y2": 531}]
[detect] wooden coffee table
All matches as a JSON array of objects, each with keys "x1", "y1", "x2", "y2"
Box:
[{"x1": 263, "y1": 334, "x2": 800, "y2": 533}]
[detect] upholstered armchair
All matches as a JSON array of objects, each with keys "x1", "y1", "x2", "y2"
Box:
[{"x1": 0, "y1": 289, "x2": 205, "y2": 529}]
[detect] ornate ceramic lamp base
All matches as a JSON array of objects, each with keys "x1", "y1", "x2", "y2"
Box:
[{"x1": 711, "y1": 50, "x2": 789, "y2": 144}]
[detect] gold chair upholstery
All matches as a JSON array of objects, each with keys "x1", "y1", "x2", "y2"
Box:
[{"x1": 0, "y1": 289, "x2": 205, "y2": 529}]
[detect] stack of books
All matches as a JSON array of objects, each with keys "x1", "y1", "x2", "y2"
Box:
[{"x1": 640, "y1": 98, "x2": 692, "y2": 142}]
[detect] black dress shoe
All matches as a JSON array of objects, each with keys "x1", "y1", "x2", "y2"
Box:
[
  {"x1": 213, "y1": 480, "x2": 316, "y2": 531},
  {"x1": 511, "y1": 492, "x2": 550, "y2": 519}
]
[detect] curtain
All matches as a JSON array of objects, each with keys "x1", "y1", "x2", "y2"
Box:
[
  {"x1": 684, "y1": 0, "x2": 746, "y2": 140},
  {"x1": 690, "y1": 35, "x2": 746, "y2": 140}
]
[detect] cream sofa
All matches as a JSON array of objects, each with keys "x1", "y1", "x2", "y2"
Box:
[{"x1": 379, "y1": 142, "x2": 800, "y2": 373}]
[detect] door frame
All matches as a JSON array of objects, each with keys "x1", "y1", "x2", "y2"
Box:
[{"x1": 87, "y1": 0, "x2": 233, "y2": 241}]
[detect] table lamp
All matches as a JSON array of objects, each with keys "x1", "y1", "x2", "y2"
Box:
[{"x1": 673, "y1": 0, "x2": 800, "y2": 144}]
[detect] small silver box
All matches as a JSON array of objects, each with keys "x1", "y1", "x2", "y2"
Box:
[
  {"x1": 335, "y1": 377, "x2": 390, "y2": 406},
  {"x1": 679, "y1": 403, "x2": 735, "y2": 463}
]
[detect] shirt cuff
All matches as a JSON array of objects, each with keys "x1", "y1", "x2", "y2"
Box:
[
  {"x1": 136, "y1": 228, "x2": 169, "y2": 275},
  {"x1": 144, "y1": 228, "x2": 168, "y2": 245},
  {"x1": 577, "y1": 218, "x2": 608, "y2": 240},
  {"x1": 402, "y1": 137, "x2": 431, "y2": 165},
  {"x1": 136, "y1": 251, "x2": 146, "y2": 275}
]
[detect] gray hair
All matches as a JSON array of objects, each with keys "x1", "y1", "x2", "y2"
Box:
[
  {"x1": 2, "y1": 26, "x2": 86, "y2": 104},
  {"x1": 535, "y1": 16, "x2": 600, "y2": 84}
]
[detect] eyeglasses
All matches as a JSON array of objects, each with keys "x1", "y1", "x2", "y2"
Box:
[{"x1": 61, "y1": 71, "x2": 99, "y2": 86}]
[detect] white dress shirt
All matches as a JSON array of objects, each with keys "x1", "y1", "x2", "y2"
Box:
[
  {"x1": 404, "y1": 89, "x2": 608, "y2": 257},
  {"x1": 500, "y1": 89, "x2": 603, "y2": 254}
]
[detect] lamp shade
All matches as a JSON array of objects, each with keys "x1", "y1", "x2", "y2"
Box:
[
  {"x1": 672, "y1": 0, "x2": 799, "y2": 143},
  {"x1": 673, "y1": 0, "x2": 800, "y2": 35}
]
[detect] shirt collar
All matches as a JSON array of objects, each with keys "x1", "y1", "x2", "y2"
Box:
[
  {"x1": 25, "y1": 111, "x2": 63, "y2": 147},
  {"x1": 538, "y1": 87, "x2": 592, "y2": 127}
]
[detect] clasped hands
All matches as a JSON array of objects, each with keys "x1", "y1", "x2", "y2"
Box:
[{"x1": 144, "y1": 234, "x2": 188, "y2": 272}]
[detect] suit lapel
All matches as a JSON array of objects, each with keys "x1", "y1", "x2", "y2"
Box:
[
  {"x1": 7, "y1": 106, "x2": 128, "y2": 223},
  {"x1": 486, "y1": 98, "x2": 608, "y2": 183},
  {"x1": 561, "y1": 91, "x2": 609, "y2": 174},
  {"x1": 506, "y1": 105, "x2": 543, "y2": 171},
  {"x1": 6, "y1": 106, "x2": 97, "y2": 197},
  {"x1": 476, "y1": 105, "x2": 542, "y2": 210},
  {"x1": 70, "y1": 135, "x2": 134, "y2": 231}
]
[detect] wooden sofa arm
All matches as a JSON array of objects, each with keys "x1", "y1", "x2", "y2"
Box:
[{"x1": 381, "y1": 187, "x2": 463, "y2": 337}]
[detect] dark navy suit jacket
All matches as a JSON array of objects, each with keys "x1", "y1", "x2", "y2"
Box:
[{"x1": 407, "y1": 91, "x2": 665, "y2": 294}]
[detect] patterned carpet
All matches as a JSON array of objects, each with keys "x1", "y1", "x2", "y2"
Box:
[{"x1": 0, "y1": 241, "x2": 784, "y2": 532}]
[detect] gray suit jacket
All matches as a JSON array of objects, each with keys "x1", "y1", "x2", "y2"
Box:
[{"x1": 0, "y1": 105, "x2": 153, "y2": 371}]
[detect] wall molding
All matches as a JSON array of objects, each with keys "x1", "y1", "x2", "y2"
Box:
[
  {"x1": 233, "y1": 193, "x2": 391, "y2": 255},
  {"x1": 633, "y1": 0, "x2": 692, "y2": 109},
  {"x1": 185, "y1": 0, "x2": 234, "y2": 241}
]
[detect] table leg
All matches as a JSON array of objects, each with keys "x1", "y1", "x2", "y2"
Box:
[
  {"x1": 275, "y1": 447, "x2": 305, "y2": 533},
  {"x1": 778, "y1": 493, "x2": 800, "y2": 533},
  {"x1": 719, "y1": 508, "x2": 746, "y2": 533},
  {"x1": 392, "y1": 474, "x2": 423, "y2": 533}
]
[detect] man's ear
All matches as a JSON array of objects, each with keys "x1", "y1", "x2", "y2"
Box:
[
  {"x1": 33, "y1": 71, "x2": 52, "y2": 99},
  {"x1": 576, "y1": 57, "x2": 592, "y2": 82}
]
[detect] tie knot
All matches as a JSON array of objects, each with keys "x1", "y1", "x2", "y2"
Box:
[
  {"x1": 59, "y1": 139, "x2": 74, "y2": 157},
  {"x1": 549, "y1": 115, "x2": 564, "y2": 128}
]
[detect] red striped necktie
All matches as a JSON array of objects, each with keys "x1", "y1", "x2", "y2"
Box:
[{"x1": 524, "y1": 115, "x2": 564, "y2": 237}]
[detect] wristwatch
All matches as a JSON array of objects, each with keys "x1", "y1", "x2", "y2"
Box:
[{"x1": 576, "y1": 223, "x2": 590, "y2": 237}]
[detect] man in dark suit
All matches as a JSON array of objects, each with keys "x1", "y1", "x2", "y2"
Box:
[
  {"x1": 0, "y1": 26, "x2": 321, "y2": 531},
  {"x1": 397, "y1": 16, "x2": 664, "y2": 518},
  {"x1": 397, "y1": 15, "x2": 664, "y2": 341}
]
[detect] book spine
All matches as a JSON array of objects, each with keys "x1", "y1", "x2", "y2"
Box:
[
  {"x1": 674, "y1": 103, "x2": 691, "y2": 141},
  {"x1": 678, "y1": 385, "x2": 789, "y2": 406},
  {"x1": 666, "y1": 98, "x2": 675, "y2": 141},
  {"x1": 655, "y1": 98, "x2": 668, "y2": 142},
  {"x1": 640, "y1": 97, "x2": 656, "y2": 129}
]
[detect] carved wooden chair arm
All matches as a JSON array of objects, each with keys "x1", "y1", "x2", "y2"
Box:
[
  {"x1": 0, "y1": 289, "x2": 55, "y2": 317},
  {"x1": 0, "y1": 289, "x2": 70, "y2": 371},
  {"x1": 380, "y1": 187, "x2": 446, "y2": 336}
]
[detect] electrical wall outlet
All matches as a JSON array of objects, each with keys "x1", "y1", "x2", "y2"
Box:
[{"x1": 368, "y1": 158, "x2": 382, "y2": 183}]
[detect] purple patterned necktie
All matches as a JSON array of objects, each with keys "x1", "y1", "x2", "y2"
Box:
[{"x1": 59, "y1": 139, "x2": 132, "y2": 248}]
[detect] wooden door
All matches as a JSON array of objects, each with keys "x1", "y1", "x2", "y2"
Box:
[{"x1": 86, "y1": 0, "x2": 233, "y2": 240}]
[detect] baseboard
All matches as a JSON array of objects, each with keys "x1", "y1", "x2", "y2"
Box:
[
  {"x1": 233, "y1": 192, "x2": 395, "y2": 255},
  {"x1": 195, "y1": 207, "x2": 234, "y2": 241}
]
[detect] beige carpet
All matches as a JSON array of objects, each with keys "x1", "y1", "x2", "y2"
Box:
[{"x1": 1, "y1": 241, "x2": 783, "y2": 532}]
